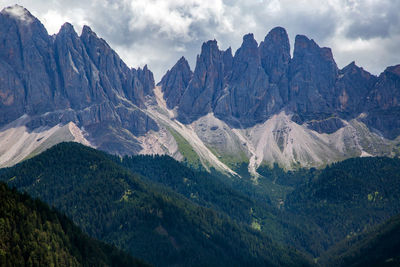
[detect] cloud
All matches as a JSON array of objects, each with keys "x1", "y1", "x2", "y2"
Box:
[
  {"x1": 2, "y1": 4, "x2": 34, "y2": 24},
  {"x1": 345, "y1": 0, "x2": 400, "y2": 40},
  {"x1": 1, "y1": 0, "x2": 399, "y2": 80}
]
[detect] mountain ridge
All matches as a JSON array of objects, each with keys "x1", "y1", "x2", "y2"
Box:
[{"x1": 0, "y1": 5, "x2": 399, "y2": 172}]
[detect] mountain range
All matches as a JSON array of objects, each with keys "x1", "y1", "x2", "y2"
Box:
[{"x1": 0, "y1": 4, "x2": 400, "y2": 174}]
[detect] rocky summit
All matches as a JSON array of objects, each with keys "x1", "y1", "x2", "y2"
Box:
[
  {"x1": 0, "y1": 5, "x2": 399, "y2": 173},
  {"x1": 0, "y1": 5, "x2": 157, "y2": 158}
]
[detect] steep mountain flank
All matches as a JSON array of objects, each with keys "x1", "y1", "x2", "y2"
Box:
[{"x1": 0, "y1": 5, "x2": 399, "y2": 172}]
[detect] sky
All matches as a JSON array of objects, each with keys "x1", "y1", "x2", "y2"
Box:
[{"x1": 1, "y1": 0, "x2": 399, "y2": 81}]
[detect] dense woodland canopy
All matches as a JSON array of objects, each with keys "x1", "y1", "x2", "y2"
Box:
[
  {"x1": 115, "y1": 154, "x2": 400, "y2": 259},
  {"x1": 0, "y1": 182, "x2": 147, "y2": 267},
  {"x1": 320, "y1": 213, "x2": 400, "y2": 266},
  {"x1": 1, "y1": 142, "x2": 400, "y2": 266},
  {"x1": 0, "y1": 142, "x2": 311, "y2": 267},
  {"x1": 285, "y1": 157, "x2": 400, "y2": 254}
]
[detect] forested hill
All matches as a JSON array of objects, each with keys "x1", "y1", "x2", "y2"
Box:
[
  {"x1": 320, "y1": 213, "x2": 400, "y2": 266},
  {"x1": 0, "y1": 142, "x2": 312, "y2": 267},
  {"x1": 285, "y1": 157, "x2": 400, "y2": 255},
  {"x1": 2, "y1": 141, "x2": 400, "y2": 266},
  {"x1": 0, "y1": 182, "x2": 147, "y2": 267}
]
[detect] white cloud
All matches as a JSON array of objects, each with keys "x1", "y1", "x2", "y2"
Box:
[
  {"x1": 2, "y1": 4, "x2": 34, "y2": 24},
  {"x1": 41, "y1": 9, "x2": 88, "y2": 35}
]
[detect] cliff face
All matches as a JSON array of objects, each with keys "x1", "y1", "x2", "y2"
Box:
[
  {"x1": 158, "y1": 56, "x2": 193, "y2": 109},
  {"x1": 0, "y1": 5, "x2": 60, "y2": 125},
  {"x1": 214, "y1": 33, "x2": 282, "y2": 128},
  {"x1": 0, "y1": 5, "x2": 157, "y2": 154},
  {"x1": 176, "y1": 40, "x2": 226, "y2": 123},
  {"x1": 363, "y1": 65, "x2": 400, "y2": 139},
  {"x1": 160, "y1": 26, "x2": 398, "y2": 139},
  {"x1": 1, "y1": 5, "x2": 400, "y2": 171}
]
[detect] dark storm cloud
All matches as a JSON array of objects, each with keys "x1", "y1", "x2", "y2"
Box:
[{"x1": 1, "y1": 0, "x2": 399, "y2": 79}]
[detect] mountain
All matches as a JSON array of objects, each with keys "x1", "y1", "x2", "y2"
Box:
[
  {"x1": 0, "y1": 5, "x2": 157, "y2": 166},
  {"x1": 363, "y1": 65, "x2": 400, "y2": 139},
  {"x1": 0, "y1": 142, "x2": 312, "y2": 267},
  {"x1": 0, "y1": 5, "x2": 399, "y2": 173},
  {"x1": 0, "y1": 182, "x2": 147, "y2": 267},
  {"x1": 320, "y1": 213, "x2": 400, "y2": 266}
]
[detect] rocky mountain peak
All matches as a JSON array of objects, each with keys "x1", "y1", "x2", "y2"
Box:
[
  {"x1": 387, "y1": 64, "x2": 400, "y2": 77},
  {"x1": 1, "y1": 4, "x2": 36, "y2": 24},
  {"x1": 362, "y1": 64, "x2": 400, "y2": 139},
  {"x1": 259, "y1": 26, "x2": 290, "y2": 85},
  {"x1": 176, "y1": 39, "x2": 225, "y2": 123},
  {"x1": 137, "y1": 64, "x2": 156, "y2": 98},
  {"x1": 0, "y1": 5, "x2": 159, "y2": 155},
  {"x1": 212, "y1": 31, "x2": 285, "y2": 127},
  {"x1": 58, "y1": 22, "x2": 76, "y2": 35},
  {"x1": 158, "y1": 56, "x2": 193, "y2": 109},
  {"x1": 342, "y1": 61, "x2": 357, "y2": 72},
  {"x1": 334, "y1": 61, "x2": 376, "y2": 116},
  {"x1": 340, "y1": 61, "x2": 374, "y2": 80},
  {"x1": 81, "y1": 25, "x2": 96, "y2": 37},
  {"x1": 0, "y1": 5, "x2": 59, "y2": 120},
  {"x1": 0, "y1": 4, "x2": 48, "y2": 39},
  {"x1": 236, "y1": 34, "x2": 259, "y2": 60},
  {"x1": 242, "y1": 33, "x2": 257, "y2": 47},
  {"x1": 222, "y1": 47, "x2": 233, "y2": 78},
  {"x1": 265, "y1": 27, "x2": 288, "y2": 42},
  {"x1": 293, "y1": 34, "x2": 316, "y2": 52},
  {"x1": 177, "y1": 56, "x2": 190, "y2": 66},
  {"x1": 289, "y1": 34, "x2": 339, "y2": 117},
  {"x1": 233, "y1": 33, "x2": 260, "y2": 68},
  {"x1": 224, "y1": 47, "x2": 232, "y2": 56},
  {"x1": 198, "y1": 39, "x2": 222, "y2": 66},
  {"x1": 293, "y1": 34, "x2": 336, "y2": 66}
]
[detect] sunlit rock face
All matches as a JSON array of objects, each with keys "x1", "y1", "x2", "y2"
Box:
[
  {"x1": 162, "y1": 26, "x2": 396, "y2": 139},
  {"x1": 158, "y1": 56, "x2": 193, "y2": 110}
]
